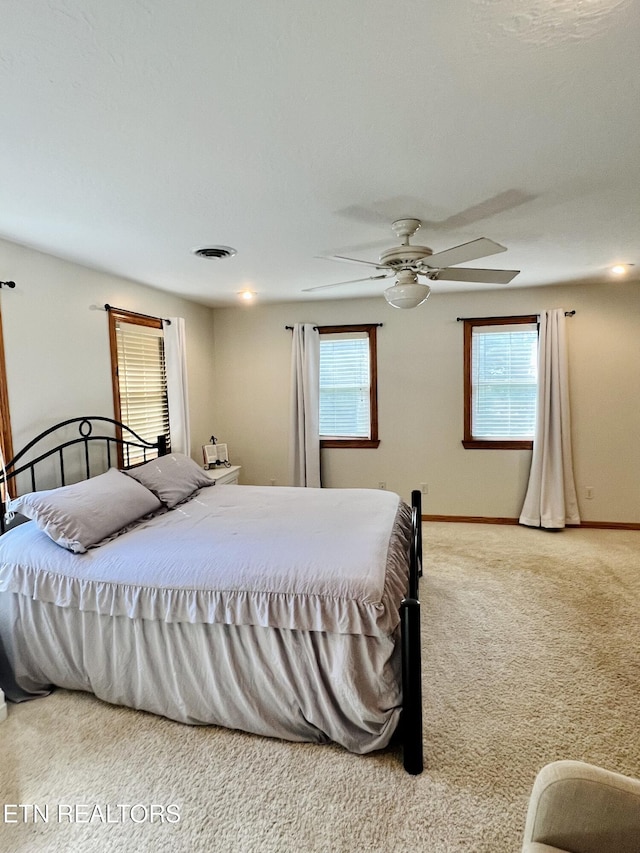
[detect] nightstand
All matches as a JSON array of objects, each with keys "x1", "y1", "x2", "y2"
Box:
[{"x1": 204, "y1": 465, "x2": 241, "y2": 485}]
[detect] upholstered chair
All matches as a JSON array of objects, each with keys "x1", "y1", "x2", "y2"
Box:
[{"x1": 522, "y1": 760, "x2": 640, "y2": 853}]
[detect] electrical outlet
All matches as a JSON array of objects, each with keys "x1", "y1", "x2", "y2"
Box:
[
  {"x1": 585, "y1": 486, "x2": 594, "y2": 499},
  {"x1": 420, "y1": 483, "x2": 429, "y2": 495},
  {"x1": 378, "y1": 481, "x2": 386, "y2": 490}
]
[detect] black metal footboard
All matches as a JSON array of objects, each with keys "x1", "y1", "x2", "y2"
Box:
[
  {"x1": 0, "y1": 416, "x2": 167, "y2": 533},
  {"x1": 401, "y1": 489, "x2": 423, "y2": 774}
]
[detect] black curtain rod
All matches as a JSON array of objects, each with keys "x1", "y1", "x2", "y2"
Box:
[
  {"x1": 0, "y1": 281, "x2": 16, "y2": 289},
  {"x1": 285, "y1": 323, "x2": 384, "y2": 330},
  {"x1": 456, "y1": 311, "x2": 575, "y2": 322},
  {"x1": 104, "y1": 303, "x2": 171, "y2": 325}
]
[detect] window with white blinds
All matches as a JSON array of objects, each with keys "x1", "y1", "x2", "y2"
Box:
[
  {"x1": 110, "y1": 314, "x2": 170, "y2": 465},
  {"x1": 316, "y1": 324, "x2": 379, "y2": 448},
  {"x1": 319, "y1": 332, "x2": 371, "y2": 438},
  {"x1": 470, "y1": 322, "x2": 538, "y2": 440}
]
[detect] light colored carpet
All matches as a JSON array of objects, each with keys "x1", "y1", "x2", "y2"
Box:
[{"x1": 1, "y1": 523, "x2": 639, "y2": 853}]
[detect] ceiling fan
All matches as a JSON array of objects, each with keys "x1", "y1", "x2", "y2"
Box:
[{"x1": 304, "y1": 218, "x2": 520, "y2": 308}]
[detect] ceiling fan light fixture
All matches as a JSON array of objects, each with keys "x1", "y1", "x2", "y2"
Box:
[{"x1": 384, "y1": 281, "x2": 431, "y2": 309}]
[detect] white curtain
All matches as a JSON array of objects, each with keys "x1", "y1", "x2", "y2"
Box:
[
  {"x1": 164, "y1": 317, "x2": 191, "y2": 456},
  {"x1": 520, "y1": 309, "x2": 580, "y2": 529},
  {"x1": 289, "y1": 323, "x2": 321, "y2": 487}
]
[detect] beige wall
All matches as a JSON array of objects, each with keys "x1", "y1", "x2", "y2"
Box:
[
  {"x1": 0, "y1": 237, "x2": 216, "y2": 461},
  {"x1": 211, "y1": 280, "x2": 640, "y2": 524}
]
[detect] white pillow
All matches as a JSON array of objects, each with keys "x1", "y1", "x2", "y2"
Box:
[
  {"x1": 123, "y1": 453, "x2": 213, "y2": 509},
  {"x1": 11, "y1": 468, "x2": 162, "y2": 553}
]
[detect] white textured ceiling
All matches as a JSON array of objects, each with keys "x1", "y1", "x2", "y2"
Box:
[{"x1": 1, "y1": 0, "x2": 639, "y2": 306}]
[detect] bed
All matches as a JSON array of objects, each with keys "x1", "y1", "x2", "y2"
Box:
[{"x1": 0, "y1": 417, "x2": 423, "y2": 773}]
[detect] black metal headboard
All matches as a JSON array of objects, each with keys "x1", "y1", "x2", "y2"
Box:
[{"x1": 0, "y1": 416, "x2": 168, "y2": 534}]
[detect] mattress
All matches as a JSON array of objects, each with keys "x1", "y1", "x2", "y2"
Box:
[{"x1": 0, "y1": 485, "x2": 412, "y2": 753}]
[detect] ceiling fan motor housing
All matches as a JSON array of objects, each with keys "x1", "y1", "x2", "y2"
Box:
[
  {"x1": 379, "y1": 245, "x2": 433, "y2": 267},
  {"x1": 381, "y1": 218, "x2": 434, "y2": 269}
]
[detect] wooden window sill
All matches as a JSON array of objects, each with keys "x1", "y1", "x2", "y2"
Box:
[
  {"x1": 462, "y1": 439, "x2": 533, "y2": 450},
  {"x1": 321, "y1": 438, "x2": 380, "y2": 449}
]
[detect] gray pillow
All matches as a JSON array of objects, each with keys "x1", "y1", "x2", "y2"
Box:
[
  {"x1": 11, "y1": 468, "x2": 162, "y2": 553},
  {"x1": 123, "y1": 453, "x2": 213, "y2": 509}
]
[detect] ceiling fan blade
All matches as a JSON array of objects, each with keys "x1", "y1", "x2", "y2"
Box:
[
  {"x1": 420, "y1": 238, "x2": 507, "y2": 269},
  {"x1": 317, "y1": 254, "x2": 386, "y2": 270},
  {"x1": 302, "y1": 273, "x2": 392, "y2": 292},
  {"x1": 431, "y1": 267, "x2": 520, "y2": 284}
]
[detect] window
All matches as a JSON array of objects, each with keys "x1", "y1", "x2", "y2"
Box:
[
  {"x1": 0, "y1": 305, "x2": 15, "y2": 499},
  {"x1": 462, "y1": 315, "x2": 538, "y2": 449},
  {"x1": 108, "y1": 308, "x2": 170, "y2": 465},
  {"x1": 318, "y1": 324, "x2": 379, "y2": 449}
]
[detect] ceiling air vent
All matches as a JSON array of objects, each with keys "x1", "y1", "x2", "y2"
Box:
[{"x1": 192, "y1": 246, "x2": 237, "y2": 259}]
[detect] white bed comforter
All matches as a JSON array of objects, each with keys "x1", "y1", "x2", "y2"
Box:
[
  {"x1": 0, "y1": 486, "x2": 411, "y2": 753},
  {"x1": 0, "y1": 485, "x2": 408, "y2": 637}
]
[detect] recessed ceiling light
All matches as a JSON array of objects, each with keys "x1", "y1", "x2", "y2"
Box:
[
  {"x1": 238, "y1": 290, "x2": 256, "y2": 301},
  {"x1": 192, "y1": 245, "x2": 237, "y2": 259},
  {"x1": 610, "y1": 263, "x2": 633, "y2": 275}
]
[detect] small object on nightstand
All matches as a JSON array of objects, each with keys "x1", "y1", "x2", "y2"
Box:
[
  {"x1": 202, "y1": 444, "x2": 217, "y2": 469},
  {"x1": 202, "y1": 441, "x2": 230, "y2": 470}
]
